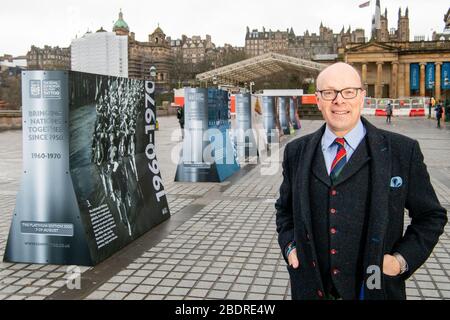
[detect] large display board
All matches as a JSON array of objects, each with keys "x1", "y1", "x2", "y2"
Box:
[
  {"x1": 289, "y1": 97, "x2": 301, "y2": 130},
  {"x1": 175, "y1": 88, "x2": 240, "y2": 182},
  {"x1": 3, "y1": 70, "x2": 170, "y2": 266},
  {"x1": 235, "y1": 93, "x2": 258, "y2": 161},
  {"x1": 261, "y1": 96, "x2": 279, "y2": 146},
  {"x1": 277, "y1": 96, "x2": 291, "y2": 135}
]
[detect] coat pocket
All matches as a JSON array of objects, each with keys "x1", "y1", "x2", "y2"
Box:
[
  {"x1": 382, "y1": 274, "x2": 406, "y2": 300},
  {"x1": 287, "y1": 265, "x2": 303, "y2": 300}
]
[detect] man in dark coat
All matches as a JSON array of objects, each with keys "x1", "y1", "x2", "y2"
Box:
[
  {"x1": 275, "y1": 62, "x2": 447, "y2": 300},
  {"x1": 386, "y1": 101, "x2": 393, "y2": 124},
  {"x1": 177, "y1": 106, "x2": 185, "y2": 139},
  {"x1": 435, "y1": 102, "x2": 443, "y2": 128}
]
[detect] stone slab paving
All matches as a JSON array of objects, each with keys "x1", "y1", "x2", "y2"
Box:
[
  {"x1": 0, "y1": 117, "x2": 203, "y2": 300},
  {"x1": 0, "y1": 116, "x2": 449, "y2": 300},
  {"x1": 86, "y1": 199, "x2": 291, "y2": 301}
]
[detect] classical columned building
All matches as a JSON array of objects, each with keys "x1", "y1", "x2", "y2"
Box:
[{"x1": 342, "y1": 41, "x2": 450, "y2": 101}]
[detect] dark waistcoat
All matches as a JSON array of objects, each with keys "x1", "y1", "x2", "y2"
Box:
[{"x1": 310, "y1": 137, "x2": 372, "y2": 299}]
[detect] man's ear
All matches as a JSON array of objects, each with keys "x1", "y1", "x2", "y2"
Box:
[
  {"x1": 360, "y1": 89, "x2": 367, "y2": 99},
  {"x1": 315, "y1": 93, "x2": 322, "y2": 111},
  {"x1": 359, "y1": 90, "x2": 366, "y2": 111}
]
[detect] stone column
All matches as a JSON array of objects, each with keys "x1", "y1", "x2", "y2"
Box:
[
  {"x1": 391, "y1": 62, "x2": 399, "y2": 98},
  {"x1": 362, "y1": 63, "x2": 367, "y2": 88},
  {"x1": 419, "y1": 62, "x2": 426, "y2": 97},
  {"x1": 376, "y1": 62, "x2": 383, "y2": 98},
  {"x1": 398, "y1": 63, "x2": 405, "y2": 97},
  {"x1": 404, "y1": 63, "x2": 410, "y2": 97},
  {"x1": 435, "y1": 62, "x2": 442, "y2": 102}
]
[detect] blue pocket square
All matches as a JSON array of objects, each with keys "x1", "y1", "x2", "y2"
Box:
[{"x1": 390, "y1": 176, "x2": 403, "y2": 188}]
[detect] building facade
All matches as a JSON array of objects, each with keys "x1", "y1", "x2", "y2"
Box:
[
  {"x1": 110, "y1": 10, "x2": 173, "y2": 90},
  {"x1": 71, "y1": 28, "x2": 128, "y2": 77},
  {"x1": 168, "y1": 34, "x2": 246, "y2": 83},
  {"x1": 213, "y1": 44, "x2": 246, "y2": 68},
  {"x1": 371, "y1": 0, "x2": 410, "y2": 42},
  {"x1": 170, "y1": 35, "x2": 215, "y2": 65},
  {"x1": 26, "y1": 45, "x2": 70, "y2": 70},
  {"x1": 127, "y1": 26, "x2": 173, "y2": 89},
  {"x1": 0, "y1": 55, "x2": 24, "y2": 110},
  {"x1": 245, "y1": 24, "x2": 365, "y2": 60},
  {"x1": 343, "y1": 3, "x2": 450, "y2": 101},
  {"x1": 344, "y1": 41, "x2": 450, "y2": 101}
]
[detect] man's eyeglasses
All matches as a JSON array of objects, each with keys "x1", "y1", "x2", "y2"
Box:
[{"x1": 317, "y1": 87, "x2": 363, "y2": 101}]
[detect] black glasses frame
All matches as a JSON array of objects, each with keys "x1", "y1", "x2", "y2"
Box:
[{"x1": 316, "y1": 87, "x2": 364, "y2": 101}]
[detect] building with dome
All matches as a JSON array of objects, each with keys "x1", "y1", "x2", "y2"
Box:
[
  {"x1": 109, "y1": 10, "x2": 173, "y2": 89},
  {"x1": 113, "y1": 10, "x2": 130, "y2": 36},
  {"x1": 69, "y1": 10, "x2": 173, "y2": 89}
]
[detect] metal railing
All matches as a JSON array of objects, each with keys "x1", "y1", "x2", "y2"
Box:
[
  {"x1": 364, "y1": 97, "x2": 428, "y2": 109},
  {"x1": 363, "y1": 97, "x2": 428, "y2": 116}
]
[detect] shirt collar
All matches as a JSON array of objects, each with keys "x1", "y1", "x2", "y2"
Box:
[{"x1": 322, "y1": 118, "x2": 366, "y2": 151}]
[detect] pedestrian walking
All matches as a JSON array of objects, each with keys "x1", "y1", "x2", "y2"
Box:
[
  {"x1": 435, "y1": 101, "x2": 443, "y2": 128},
  {"x1": 177, "y1": 106, "x2": 185, "y2": 139},
  {"x1": 428, "y1": 99, "x2": 432, "y2": 118},
  {"x1": 386, "y1": 101, "x2": 393, "y2": 124},
  {"x1": 445, "y1": 99, "x2": 450, "y2": 122}
]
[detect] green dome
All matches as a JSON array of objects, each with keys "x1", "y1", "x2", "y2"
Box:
[{"x1": 113, "y1": 10, "x2": 129, "y2": 31}]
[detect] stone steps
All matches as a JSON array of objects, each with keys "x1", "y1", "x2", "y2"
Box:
[{"x1": 298, "y1": 104, "x2": 323, "y2": 120}]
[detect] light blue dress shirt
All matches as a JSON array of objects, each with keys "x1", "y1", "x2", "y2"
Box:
[{"x1": 321, "y1": 119, "x2": 367, "y2": 175}]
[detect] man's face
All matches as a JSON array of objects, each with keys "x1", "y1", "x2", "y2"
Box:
[{"x1": 315, "y1": 64, "x2": 366, "y2": 137}]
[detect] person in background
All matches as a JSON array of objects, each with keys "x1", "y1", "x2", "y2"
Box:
[
  {"x1": 177, "y1": 105, "x2": 185, "y2": 139},
  {"x1": 386, "y1": 101, "x2": 393, "y2": 124},
  {"x1": 445, "y1": 99, "x2": 450, "y2": 122},
  {"x1": 428, "y1": 97, "x2": 435, "y2": 119},
  {"x1": 435, "y1": 101, "x2": 443, "y2": 128}
]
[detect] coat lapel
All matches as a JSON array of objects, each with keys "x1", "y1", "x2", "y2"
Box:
[
  {"x1": 296, "y1": 124, "x2": 326, "y2": 241},
  {"x1": 360, "y1": 117, "x2": 392, "y2": 300},
  {"x1": 311, "y1": 143, "x2": 331, "y2": 187}
]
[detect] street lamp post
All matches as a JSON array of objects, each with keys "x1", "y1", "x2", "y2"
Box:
[
  {"x1": 427, "y1": 80, "x2": 435, "y2": 119},
  {"x1": 444, "y1": 77, "x2": 450, "y2": 122},
  {"x1": 249, "y1": 81, "x2": 255, "y2": 94},
  {"x1": 150, "y1": 65, "x2": 157, "y2": 81},
  {"x1": 444, "y1": 77, "x2": 449, "y2": 101}
]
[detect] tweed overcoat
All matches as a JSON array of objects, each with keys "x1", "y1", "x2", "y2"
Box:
[{"x1": 275, "y1": 117, "x2": 448, "y2": 300}]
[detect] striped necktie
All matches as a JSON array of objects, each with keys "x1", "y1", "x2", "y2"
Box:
[{"x1": 330, "y1": 138, "x2": 347, "y2": 181}]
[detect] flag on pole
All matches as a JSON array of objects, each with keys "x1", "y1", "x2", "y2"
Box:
[{"x1": 359, "y1": 1, "x2": 370, "y2": 8}]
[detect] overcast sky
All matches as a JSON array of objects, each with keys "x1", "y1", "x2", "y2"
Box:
[{"x1": 1, "y1": 0, "x2": 448, "y2": 56}]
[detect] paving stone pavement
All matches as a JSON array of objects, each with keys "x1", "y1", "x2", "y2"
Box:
[{"x1": 0, "y1": 116, "x2": 449, "y2": 300}]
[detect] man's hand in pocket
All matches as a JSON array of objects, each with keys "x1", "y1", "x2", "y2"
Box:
[{"x1": 288, "y1": 248, "x2": 300, "y2": 269}]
